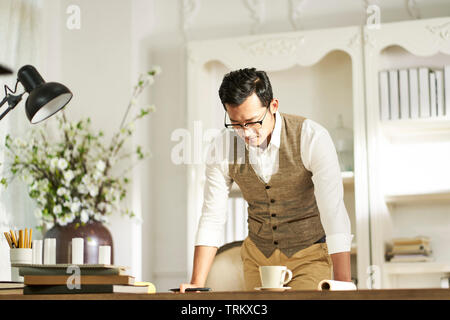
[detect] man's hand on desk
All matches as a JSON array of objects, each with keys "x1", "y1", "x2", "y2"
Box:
[{"x1": 177, "y1": 283, "x2": 205, "y2": 293}]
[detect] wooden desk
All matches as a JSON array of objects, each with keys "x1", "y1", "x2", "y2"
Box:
[{"x1": 0, "y1": 289, "x2": 449, "y2": 300}]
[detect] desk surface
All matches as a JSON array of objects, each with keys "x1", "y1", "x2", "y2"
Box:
[{"x1": 0, "y1": 288, "x2": 449, "y2": 300}]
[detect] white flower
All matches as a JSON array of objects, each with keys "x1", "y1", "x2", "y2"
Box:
[
  {"x1": 66, "y1": 213, "x2": 76, "y2": 224},
  {"x1": 34, "y1": 209, "x2": 42, "y2": 219},
  {"x1": 53, "y1": 204, "x2": 62, "y2": 215},
  {"x1": 148, "y1": 105, "x2": 156, "y2": 113},
  {"x1": 96, "y1": 160, "x2": 106, "y2": 173},
  {"x1": 50, "y1": 158, "x2": 59, "y2": 170},
  {"x1": 80, "y1": 210, "x2": 89, "y2": 223},
  {"x1": 93, "y1": 213, "x2": 103, "y2": 222},
  {"x1": 57, "y1": 187, "x2": 69, "y2": 197},
  {"x1": 13, "y1": 137, "x2": 27, "y2": 148},
  {"x1": 57, "y1": 158, "x2": 68, "y2": 171},
  {"x1": 78, "y1": 184, "x2": 88, "y2": 194},
  {"x1": 152, "y1": 65, "x2": 162, "y2": 75},
  {"x1": 82, "y1": 175, "x2": 91, "y2": 185},
  {"x1": 45, "y1": 221, "x2": 54, "y2": 230},
  {"x1": 93, "y1": 171, "x2": 102, "y2": 181},
  {"x1": 57, "y1": 216, "x2": 68, "y2": 226},
  {"x1": 88, "y1": 184, "x2": 99, "y2": 197},
  {"x1": 22, "y1": 174, "x2": 34, "y2": 185},
  {"x1": 64, "y1": 170, "x2": 75, "y2": 183},
  {"x1": 70, "y1": 201, "x2": 81, "y2": 213}
]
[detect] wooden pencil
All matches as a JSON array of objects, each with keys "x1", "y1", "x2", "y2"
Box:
[
  {"x1": 29, "y1": 229, "x2": 33, "y2": 249},
  {"x1": 3, "y1": 232, "x2": 13, "y2": 248},
  {"x1": 9, "y1": 230, "x2": 18, "y2": 248},
  {"x1": 19, "y1": 229, "x2": 23, "y2": 248}
]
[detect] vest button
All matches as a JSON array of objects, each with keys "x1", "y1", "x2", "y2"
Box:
[
  {"x1": 271, "y1": 213, "x2": 276, "y2": 217},
  {"x1": 272, "y1": 226, "x2": 277, "y2": 230},
  {"x1": 265, "y1": 185, "x2": 270, "y2": 189},
  {"x1": 270, "y1": 199, "x2": 275, "y2": 203}
]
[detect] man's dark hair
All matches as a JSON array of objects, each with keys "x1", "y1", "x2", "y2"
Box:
[{"x1": 218, "y1": 68, "x2": 273, "y2": 110}]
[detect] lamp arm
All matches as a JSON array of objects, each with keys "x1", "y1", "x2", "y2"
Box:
[{"x1": 0, "y1": 92, "x2": 24, "y2": 121}]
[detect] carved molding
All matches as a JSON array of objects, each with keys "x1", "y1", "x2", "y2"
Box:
[
  {"x1": 243, "y1": 0, "x2": 266, "y2": 34},
  {"x1": 406, "y1": 0, "x2": 420, "y2": 20},
  {"x1": 426, "y1": 21, "x2": 450, "y2": 42},
  {"x1": 289, "y1": 0, "x2": 308, "y2": 31},
  {"x1": 347, "y1": 32, "x2": 362, "y2": 50},
  {"x1": 239, "y1": 36, "x2": 305, "y2": 56},
  {"x1": 181, "y1": 0, "x2": 201, "y2": 38}
]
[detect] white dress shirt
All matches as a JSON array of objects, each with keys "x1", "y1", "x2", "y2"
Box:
[{"x1": 195, "y1": 111, "x2": 354, "y2": 254}]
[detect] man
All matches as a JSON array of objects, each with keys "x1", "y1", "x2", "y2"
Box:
[{"x1": 180, "y1": 68, "x2": 353, "y2": 292}]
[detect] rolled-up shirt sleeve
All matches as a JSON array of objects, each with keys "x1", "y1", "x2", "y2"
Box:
[
  {"x1": 195, "y1": 140, "x2": 233, "y2": 247},
  {"x1": 301, "y1": 120, "x2": 354, "y2": 254}
]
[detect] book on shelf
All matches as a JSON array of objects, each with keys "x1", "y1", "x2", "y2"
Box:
[
  {"x1": 409, "y1": 68, "x2": 420, "y2": 119},
  {"x1": 388, "y1": 246, "x2": 432, "y2": 256},
  {"x1": 435, "y1": 70, "x2": 445, "y2": 117},
  {"x1": 388, "y1": 254, "x2": 434, "y2": 263},
  {"x1": 379, "y1": 70, "x2": 390, "y2": 120},
  {"x1": 418, "y1": 67, "x2": 431, "y2": 118},
  {"x1": 445, "y1": 65, "x2": 450, "y2": 115},
  {"x1": 24, "y1": 275, "x2": 135, "y2": 286},
  {"x1": 23, "y1": 283, "x2": 155, "y2": 295},
  {"x1": 389, "y1": 70, "x2": 400, "y2": 120},
  {"x1": 391, "y1": 236, "x2": 430, "y2": 246},
  {"x1": 399, "y1": 69, "x2": 410, "y2": 119},
  {"x1": 429, "y1": 71, "x2": 437, "y2": 117}
]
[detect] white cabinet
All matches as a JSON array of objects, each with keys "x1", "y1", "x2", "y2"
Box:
[
  {"x1": 186, "y1": 16, "x2": 450, "y2": 289},
  {"x1": 363, "y1": 17, "x2": 450, "y2": 288}
]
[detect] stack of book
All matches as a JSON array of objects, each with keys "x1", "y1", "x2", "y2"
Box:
[
  {"x1": 379, "y1": 66, "x2": 450, "y2": 121},
  {"x1": 15, "y1": 264, "x2": 155, "y2": 295},
  {"x1": 386, "y1": 236, "x2": 434, "y2": 263}
]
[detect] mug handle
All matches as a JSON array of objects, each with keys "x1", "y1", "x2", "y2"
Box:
[{"x1": 283, "y1": 269, "x2": 293, "y2": 285}]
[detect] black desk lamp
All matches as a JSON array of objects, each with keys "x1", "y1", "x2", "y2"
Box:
[{"x1": 0, "y1": 65, "x2": 72, "y2": 123}]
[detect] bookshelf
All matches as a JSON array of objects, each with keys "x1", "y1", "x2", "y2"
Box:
[{"x1": 364, "y1": 17, "x2": 450, "y2": 289}]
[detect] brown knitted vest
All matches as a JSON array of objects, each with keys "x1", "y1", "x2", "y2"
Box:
[{"x1": 228, "y1": 113, "x2": 325, "y2": 258}]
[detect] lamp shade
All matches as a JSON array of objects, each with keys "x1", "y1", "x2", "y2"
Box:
[{"x1": 17, "y1": 65, "x2": 72, "y2": 124}]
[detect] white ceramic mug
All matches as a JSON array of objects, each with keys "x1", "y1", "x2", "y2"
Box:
[{"x1": 259, "y1": 265, "x2": 293, "y2": 288}]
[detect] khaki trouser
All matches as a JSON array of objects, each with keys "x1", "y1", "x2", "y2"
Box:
[{"x1": 240, "y1": 237, "x2": 333, "y2": 291}]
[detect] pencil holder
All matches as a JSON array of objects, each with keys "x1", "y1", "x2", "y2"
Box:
[{"x1": 10, "y1": 248, "x2": 32, "y2": 282}]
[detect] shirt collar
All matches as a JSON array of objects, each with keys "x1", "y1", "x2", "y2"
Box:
[{"x1": 247, "y1": 110, "x2": 282, "y2": 151}]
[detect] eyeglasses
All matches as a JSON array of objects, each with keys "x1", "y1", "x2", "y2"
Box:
[{"x1": 224, "y1": 107, "x2": 269, "y2": 130}]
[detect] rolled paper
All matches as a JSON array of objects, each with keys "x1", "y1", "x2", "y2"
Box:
[
  {"x1": 317, "y1": 279, "x2": 357, "y2": 291},
  {"x1": 72, "y1": 238, "x2": 84, "y2": 264}
]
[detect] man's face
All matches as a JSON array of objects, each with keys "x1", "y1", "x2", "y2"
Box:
[{"x1": 225, "y1": 93, "x2": 278, "y2": 148}]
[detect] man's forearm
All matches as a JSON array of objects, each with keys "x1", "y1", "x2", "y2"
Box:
[
  {"x1": 190, "y1": 245, "x2": 218, "y2": 286},
  {"x1": 330, "y1": 251, "x2": 351, "y2": 281}
]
